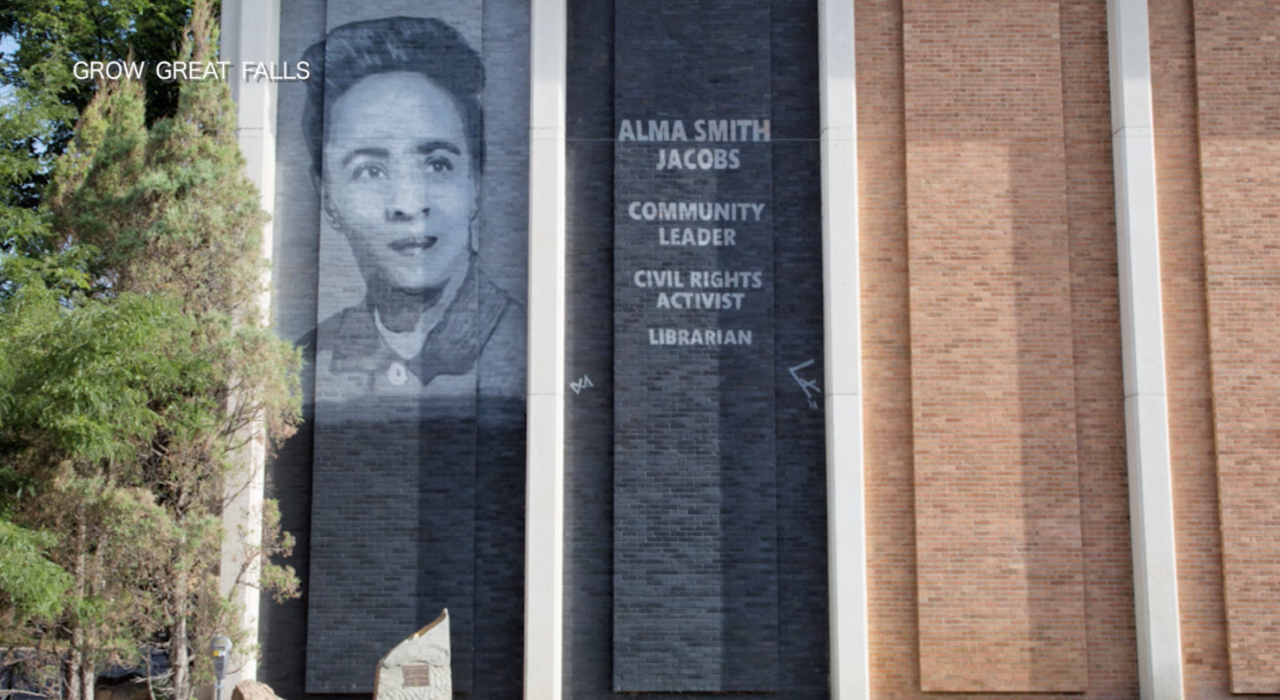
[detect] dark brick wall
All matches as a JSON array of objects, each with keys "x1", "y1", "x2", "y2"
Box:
[
  {"x1": 611, "y1": 0, "x2": 778, "y2": 692},
  {"x1": 259, "y1": 0, "x2": 325, "y2": 695},
  {"x1": 263, "y1": 1, "x2": 822, "y2": 697},
  {"x1": 563, "y1": 0, "x2": 828, "y2": 697},
  {"x1": 262, "y1": 1, "x2": 528, "y2": 698}
]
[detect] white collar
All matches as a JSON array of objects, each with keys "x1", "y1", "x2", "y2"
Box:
[{"x1": 373, "y1": 308, "x2": 435, "y2": 361}]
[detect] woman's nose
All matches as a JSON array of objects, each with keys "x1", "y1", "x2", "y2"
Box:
[{"x1": 386, "y1": 180, "x2": 429, "y2": 221}]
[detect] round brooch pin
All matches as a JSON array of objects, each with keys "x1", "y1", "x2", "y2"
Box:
[{"x1": 387, "y1": 361, "x2": 408, "y2": 386}]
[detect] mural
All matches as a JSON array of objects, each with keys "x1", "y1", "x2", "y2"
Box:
[
  {"x1": 279, "y1": 10, "x2": 528, "y2": 695},
  {"x1": 303, "y1": 17, "x2": 522, "y2": 398},
  {"x1": 259, "y1": 1, "x2": 827, "y2": 696}
]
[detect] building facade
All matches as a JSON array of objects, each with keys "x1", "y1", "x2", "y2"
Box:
[{"x1": 219, "y1": 0, "x2": 1280, "y2": 698}]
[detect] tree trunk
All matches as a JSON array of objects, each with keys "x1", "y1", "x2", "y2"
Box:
[
  {"x1": 80, "y1": 662, "x2": 95, "y2": 700},
  {"x1": 171, "y1": 572, "x2": 189, "y2": 700},
  {"x1": 67, "y1": 509, "x2": 93, "y2": 700},
  {"x1": 66, "y1": 649, "x2": 96, "y2": 700},
  {"x1": 66, "y1": 648, "x2": 85, "y2": 700}
]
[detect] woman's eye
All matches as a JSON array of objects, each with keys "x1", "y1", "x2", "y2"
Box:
[
  {"x1": 424, "y1": 156, "x2": 454, "y2": 174},
  {"x1": 351, "y1": 164, "x2": 386, "y2": 181}
]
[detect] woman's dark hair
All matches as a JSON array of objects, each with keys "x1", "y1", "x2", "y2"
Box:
[{"x1": 301, "y1": 17, "x2": 485, "y2": 178}]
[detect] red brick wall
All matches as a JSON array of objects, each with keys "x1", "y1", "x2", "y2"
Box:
[
  {"x1": 1192, "y1": 1, "x2": 1280, "y2": 693},
  {"x1": 859, "y1": 0, "x2": 918, "y2": 695},
  {"x1": 1150, "y1": 1, "x2": 1280, "y2": 694},
  {"x1": 903, "y1": 0, "x2": 1086, "y2": 690},
  {"x1": 862, "y1": 0, "x2": 1137, "y2": 695},
  {"x1": 1149, "y1": 0, "x2": 1232, "y2": 697},
  {"x1": 856, "y1": 0, "x2": 1277, "y2": 695},
  {"x1": 1057, "y1": 0, "x2": 1141, "y2": 693}
]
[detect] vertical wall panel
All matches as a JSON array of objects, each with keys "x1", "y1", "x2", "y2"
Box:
[
  {"x1": 259, "y1": 1, "x2": 324, "y2": 695},
  {"x1": 864, "y1": 1, "x2": 1137, "y2": 696},
  {"x1": 611, "y1": 0, "x2": 778, "y2": 691},
  {"x1": 1192, "y1": 1, "x2": 1280, "y2": 693},
  {"x1": 859, "y1": 0, "x2": 920, "y2": 694},
  {"x1": 264, "y1": 1, "x2": 530, "y2": 696},
  {"x1": 1148, "y1": 0, "x2": 1231, "y2": 696},
  {"x1": 306, "y1": 7, "x2": 485, "y2": 692},
  {"x1": 903, "y1": 1, "x2": 1087, "y2": 691},
  {"x1": 1059, "y1": 0, "x2": 1140, "y2": 695},
  {"x1": 563, "y1": 1, "x2": 828, "y2": 697}
]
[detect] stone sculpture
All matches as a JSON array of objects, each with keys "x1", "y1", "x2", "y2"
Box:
[{"x1": 373, "y1": 610, "x2": 452, "y2": 700}]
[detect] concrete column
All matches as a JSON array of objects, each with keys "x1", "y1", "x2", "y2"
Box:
[
  {"x1": 524, "y1": 0, "x2": 567, "y2": 697},
  {"x1": 1106, "y1": 2, "x2": 1184, "y2": 698},
  {"x1": 818, "y1": 2, "x2": 869, "y2": 699},
  {"x1": 219, "y1": 0, "x2": 281, "y2": 686}
]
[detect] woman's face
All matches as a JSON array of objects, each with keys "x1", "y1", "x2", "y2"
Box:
[{"x1": 322, "y1": 71, "x2": 478, "y2": 294}]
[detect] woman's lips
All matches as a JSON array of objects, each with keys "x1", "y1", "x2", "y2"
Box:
[{"x1": 388, "y1": 236, "x2": 439, "y2": 255}]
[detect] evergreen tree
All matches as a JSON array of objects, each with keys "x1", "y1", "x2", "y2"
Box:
[
  {"x1": 0, "y1": 283, "x2": 215, "y2": 700},
  {"x1": 0, "y1": 0, "x2": 201, "y2": 209},
  {"x1": 0, "y1": 3, "x2": 301, "y2": 699}
]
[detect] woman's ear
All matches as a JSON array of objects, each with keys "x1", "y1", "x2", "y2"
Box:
[
  {"x1": 321, "y1": 194, "x2": 341, "y2": 228},
  {"x1": 316, "y1": 170, "x2": 341, "y2": 228},
  {"x1": 468, "y1": 186, "x2": 480, "y2": 253}
]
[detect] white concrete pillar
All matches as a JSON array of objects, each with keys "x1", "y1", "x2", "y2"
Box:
[
  {"x1": 219, "y1": 0, "x2": 281, "y2": 685},
  {"x1": 817, "y1": 2, "x2": 870, "y2": 699},
  {"x1": 524, "y1": 0, "x2": 567, "y2": 697},
  {"x1": 1106, "y1": 2, "x2": 1184, "y2": 698}
]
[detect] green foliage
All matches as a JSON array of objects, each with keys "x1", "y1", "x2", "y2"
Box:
[
  {"x1": 0, "y1": 519, "x2": 71, "y2": 621},
  {"x1": 0, "y1": 76, "x2": 74, "y2": 299},
  {"x1": 0, "y1": 217, "x2": 96, "y2": 303},
  {"x1": 46, "y1": 76, "x2": 150, "y2": 282},
  {"x1": 0, "y1": 282, "x2": 227, "y2": 667},
  {"x1": 0, "y1": 284, "x2": 212, "y2": 464},
  {"x1": 0, "y1": 2, "x2": 301, "y2": 697},
  {"x1": 0, "y1": 79, "x2": 75, "y2": 211},
  {"x1": 0, "y1": 0, "x2": 201, "y2": 139},
  {"x1": 0, "y1": 0, "x2": 205, "y2": 213},
  {"x1": 254, "y1": 500, "x2": 300, "y2": 604}
]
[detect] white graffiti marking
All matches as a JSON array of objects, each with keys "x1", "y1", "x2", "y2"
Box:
[
  {"x1": 570, "y1": 374, "x2": 594, "y2": 395},
  {"x1": 788, "y1": 359, "x2": 821, "y2": 410}
]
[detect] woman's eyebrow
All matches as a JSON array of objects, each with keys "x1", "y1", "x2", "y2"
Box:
[
  {"x1": 413, "y1": 141, "x2": 463, "y2": 156},
  {"x1": 340, "y1": 147, "x2": 390, "y2": 167}
]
